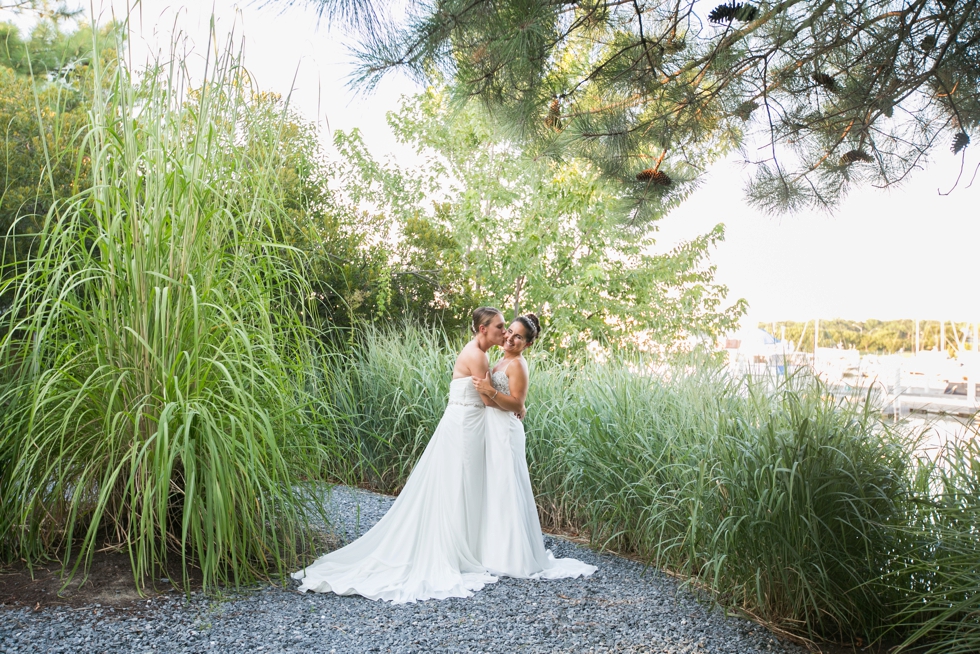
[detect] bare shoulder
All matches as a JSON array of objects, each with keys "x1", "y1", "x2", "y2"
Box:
[
  {"x1": 453, "y1": 341, "x2": 488, "y2": 378},
  {"x1": 503, "y1": 356, "x2": 529, "y2": 380}
]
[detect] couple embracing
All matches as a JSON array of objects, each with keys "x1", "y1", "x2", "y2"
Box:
[{"x1": 293, "y1": 307, "x2": 596, "y2": 603}]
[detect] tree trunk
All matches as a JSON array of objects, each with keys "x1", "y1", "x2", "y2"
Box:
[{"x1": 513, "y1": 275, "x2": 525, "y2": 318}]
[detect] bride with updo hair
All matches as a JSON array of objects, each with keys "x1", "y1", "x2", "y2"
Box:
[
  {"x1": 293, "y1": 306, "x2": 507, "y2": 602},
  {"x1": 472, "y1": 313, "x2": 596, "y2": 580}
]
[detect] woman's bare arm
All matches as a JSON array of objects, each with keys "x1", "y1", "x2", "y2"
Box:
[
  {"x1": 472, "y1": 361, "x2": 527, "y2": 412},
  {"x1": 455, "y1": 344, "x2": 500, "y2": 407}
]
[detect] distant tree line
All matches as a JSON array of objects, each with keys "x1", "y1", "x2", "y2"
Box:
[{"x1": 762, "y1": 319, "x2": 978, "y2": 354}]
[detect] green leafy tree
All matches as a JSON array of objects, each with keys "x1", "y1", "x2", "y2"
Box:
[
  {"x1": 768, "y1": 318, "x2": 974, "y2": 353},
  {"x1": 0, "y1": 18, "x2": 122, "y2": 309},
  {"x1": 329, "y1": 87, "x2": 744, "y2": 352},
  {"x1": 256, "y1": 94, "x2": 401, "y2": 332},
  {"x1": 276, "y1": 0, "x2": 980, "y2": 217},
  {"x1": 0, "y1": 10, "x2": 91, "y2": 77},
  {"x1": 0, "y1": 1, "x2": 77, "y2": 13},
  {"x1": 0, "y1": 65, "x2": 82, "y2": 261},
  {"x1": 206, "y1": 88, "x2": 419, "y2": 334},
  {"x1": 0, "y1": 19, "x2": 117, "y2": 309}
]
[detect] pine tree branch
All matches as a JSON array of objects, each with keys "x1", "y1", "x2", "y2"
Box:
[{"x1": 291, "y1": 0, "x2": 980, "y2": 210}]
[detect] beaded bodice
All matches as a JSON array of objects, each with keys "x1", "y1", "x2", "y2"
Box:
[{"x1": 491, "y1": 370, "x2": 510, "y2": 396}]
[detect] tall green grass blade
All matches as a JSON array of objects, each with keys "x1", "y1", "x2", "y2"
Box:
[
  {"x1": 0, "y1": 25, "x2": 328, "y2": 591},
  {"x1": 324, "y1": 327, "x2": 933, "y2": 646}
]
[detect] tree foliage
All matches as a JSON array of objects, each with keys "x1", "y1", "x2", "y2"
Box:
[
  {"x1": 0, "y1": 1, "x2": 79, "y2": 23},
  {"x1": 251, "y1": 94, "x2": 400, "y2": 334},
  {"x1": 325, "y1": 87, "x2": 744, "y2": 352},
  {"x1": 285, "y1": 0, "x2": 980, "y2": 217},
  {"x1": 769, "y1": 318, "x2": 977, "y2": 353},
  {"x1": 0, "y1": 19, "x2": 115, "y2": 305},
  {"x1": 0, "y1": 12, "x2": 94, "y2": 77}
]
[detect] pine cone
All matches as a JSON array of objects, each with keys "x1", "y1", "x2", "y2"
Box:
[
  {"x1": 952, "y1": 132, "x2": 970, "y2": 154},
  {"x1": 839, "y1": 149, "x2": 874, "y2": 165},
  {"x1": 708, "y1": 2, "x2": 758, "y2": 24},
  {"x1": 734, "y1": 101, "x2": 759, "y2": 121},
  {"x1": 812, "y1": 72, "x2": 836, "y2": 91},
  {"x1": 733, "y1": 3, "x2": 758, "y2": 21},
  {"x1": 637, "y1": 169, "x2": 672, "y2": 186},
  {"x1": 545, "y1": 99, "x2": 562, "y2": 130}
]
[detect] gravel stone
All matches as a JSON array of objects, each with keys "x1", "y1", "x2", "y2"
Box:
[{"x1": 1, "y1": 486, "x2": 806, "y2": 653}]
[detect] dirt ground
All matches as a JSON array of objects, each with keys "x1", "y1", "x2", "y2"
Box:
[
  {"x1": 0, "y1": 551, "x2": 198, "y2": 611},
  {"x1": 0, "y1": 529, "x2": 337, "y2": 612}
]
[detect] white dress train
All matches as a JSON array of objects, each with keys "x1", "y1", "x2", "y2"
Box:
[
  {"x1": 292, "y1": 378, "x2": 497, "y2": 603},
  {"x1": 481, "y1": 371, "x2": 598, "y2": 580}
]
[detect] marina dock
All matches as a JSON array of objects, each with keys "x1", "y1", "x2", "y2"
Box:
[{"x1": 723, "y1": 329, "x2": 980, "y2": 418}]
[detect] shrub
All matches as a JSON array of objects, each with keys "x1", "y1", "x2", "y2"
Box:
[{"x1": 0, "y1": 33, "x2": 326, "y2": 590}]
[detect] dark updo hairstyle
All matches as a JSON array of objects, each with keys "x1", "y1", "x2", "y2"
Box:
[
  {"x1": 514, "y1": 313, "x2": 541, "y2": 345},
  {"x1": 471, "y1": 306, "x2": 503, "y2": 334}
]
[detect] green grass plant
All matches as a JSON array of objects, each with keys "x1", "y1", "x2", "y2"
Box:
[
  {"x1": 524, "y1": 363, "x2": 913, "y2": 643},
  {"x1": 0, "y1": 31, "x2": 326, "y2": 590},
  {"x1": 887, "y1": 429, "x2": 980, "y2": 654},
  {"x1": 325, "y1": 326, "x2": 980, "y2": 650},
  {"x1": 321, "y1": 324, "x2": 459, "y2": 490}
]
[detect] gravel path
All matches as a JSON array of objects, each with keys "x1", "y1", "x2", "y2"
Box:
[{"x1": 1, "y1": 487, "x2": 805, "y2": 653}]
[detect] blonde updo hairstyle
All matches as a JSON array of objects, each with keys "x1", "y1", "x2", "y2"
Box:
[{"x1": 471, "y1": 306, "x2": 503, "y2": 335}]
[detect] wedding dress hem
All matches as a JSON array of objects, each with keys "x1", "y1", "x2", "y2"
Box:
[
  {"x1": 480, "y1": 370, "x2": 598, "y2": 582},
  {"x1": 291, "y1": 378, "x2": 494, "y2": 605}
]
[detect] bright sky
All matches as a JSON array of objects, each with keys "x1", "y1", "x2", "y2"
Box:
[{"x1": 9, "y1": 1, "x2": 979, "y2": 327}]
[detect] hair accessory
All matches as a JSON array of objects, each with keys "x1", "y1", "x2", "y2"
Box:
[{"x1": 515, "y1": 313, "x2": 541, "y2": 344}]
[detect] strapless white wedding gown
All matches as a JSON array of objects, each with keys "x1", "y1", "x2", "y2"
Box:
[
  {"x1": 292, "y1": 378, "x2": 497, "y2": 603},
  {"x1": 481, "y1": 371, "x2": 598, "y2": 580}
]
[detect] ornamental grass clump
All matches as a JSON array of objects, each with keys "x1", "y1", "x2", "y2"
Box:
[
  {"x1": 525, "y1": 364, "x2": 914, "y2": 643},
  {"x1": 322, "y1": 324, "x2": 458, "y2": 491},
  {"x1": 887, "y1": 430, "x2": 980, "y2": 654},
  {"x1": 0, "y1": 33, "x2": 326, "y2": 591},
  {"x1": 330, "y1": 327, "x2": 924, "y2": 646}
]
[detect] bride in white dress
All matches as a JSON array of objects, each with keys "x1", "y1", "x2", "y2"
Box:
[
  {"x1": 292, "y1": 307, "x2": 508, "y2": 603},
  {"x1": 473, "y1": 313, "x2": 597, "y2": 581}
]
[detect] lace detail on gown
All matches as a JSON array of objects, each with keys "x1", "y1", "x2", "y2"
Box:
[{"x1": 491, "y1": 370, "x2": 510, "y2": 396}]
